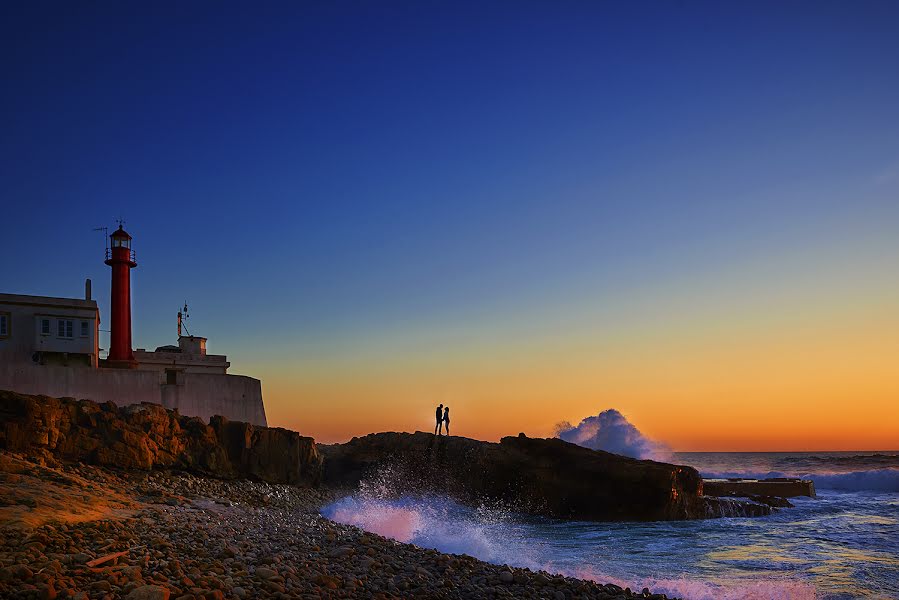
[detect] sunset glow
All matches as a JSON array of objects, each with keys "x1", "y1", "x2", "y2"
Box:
[{"x1": 4, "y1": 2, "x2": 899, "y2": 451}]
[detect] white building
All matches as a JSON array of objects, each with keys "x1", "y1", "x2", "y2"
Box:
[
  {"x1": 0, "y1": 286, "x2": 267, "y2": 427},
  {"x1": 0, "y1": 287, "x2": 100, "y2": 368},
  {"x1": 134, "y1": 336, "x2": 229, "y2": 377}
]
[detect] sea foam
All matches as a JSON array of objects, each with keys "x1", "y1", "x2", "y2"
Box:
[{"x1": 322, "y1": 494, "x2": 816, "y2": 600}]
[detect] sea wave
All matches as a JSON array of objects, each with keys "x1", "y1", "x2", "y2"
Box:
[
  {"x1": 323, "y1": 494, "x2": 817, "y2": 600},
  {"x1": 574, "y1": 570, "x2": 816, "y2": 600},
  {"x1": 322, "y1": 495, "x2": 542, "y2": 567},
  {"x1": 701, "y1": 467, "x2": 899, "y2": 492},
  {"x1": 776, "y1": 453, "x2": 899, "y2": 470}
]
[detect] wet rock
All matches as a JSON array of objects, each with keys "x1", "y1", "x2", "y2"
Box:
[{"x1": 750, "y1": 495, "x2": 794, "y2": 508}]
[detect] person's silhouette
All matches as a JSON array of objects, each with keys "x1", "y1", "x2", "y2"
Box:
[
  {"x1": 435, "y1": 403, "x2": 444, "y2": 435},
  {"x1": 443, "y1": 407, "x2": 450, "y2": 435}
]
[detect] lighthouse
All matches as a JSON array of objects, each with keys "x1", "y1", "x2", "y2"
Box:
[{"x1": 104, "y1": 224, "x2": 138, "y2": 368}]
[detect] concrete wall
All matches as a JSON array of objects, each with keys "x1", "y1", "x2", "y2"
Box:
[
  {"x1": 0, "y1": 363, "x2": 267, "y2": 426},
  {"x1": 133, "y1": 350, "x2": 230, "y2": 374},
  {"x1": 160, "y1": 372, "x2": 267, "y2": 426}
]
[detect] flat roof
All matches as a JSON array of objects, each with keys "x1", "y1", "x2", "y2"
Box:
[{"x1": 0, "y1": 292, "x2": 98, "y2": 311}]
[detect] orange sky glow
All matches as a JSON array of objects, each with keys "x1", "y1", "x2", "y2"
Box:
[{"x1": 241, "y1": 229, "x2": 899, "y2": 451}]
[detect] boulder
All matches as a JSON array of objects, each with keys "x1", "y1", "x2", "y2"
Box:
[{"x1": 0, "y1": 390, "x2": 321, "y2": 486}]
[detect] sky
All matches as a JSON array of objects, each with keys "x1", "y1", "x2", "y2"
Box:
[{"x1": 2, "y1": 1, "x2": 898, "y2": 450}]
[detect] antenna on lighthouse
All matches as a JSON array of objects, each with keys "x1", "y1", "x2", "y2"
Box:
[
  {"x1": 92, "y1": 226, "x2": 109, "y2": 252},
  {"x1": 178, "y1": 302, "x2": 191, "y2": 337}
]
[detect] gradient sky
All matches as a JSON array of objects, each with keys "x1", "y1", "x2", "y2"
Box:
[{"x1": 2, "y1": 2, "x2": 898, "y2": 450}]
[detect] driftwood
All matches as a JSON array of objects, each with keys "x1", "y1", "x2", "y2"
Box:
[
  {"x1": 83, "y1": 544, "x2": 146, "y2": 569},
  {"x1": 85, "y1": 550, "x2": 129, "y2": 568}
]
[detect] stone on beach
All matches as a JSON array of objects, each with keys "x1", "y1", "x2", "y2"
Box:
[{"x1": 125, "y1": 585, "x2": 170, "y2": 600}]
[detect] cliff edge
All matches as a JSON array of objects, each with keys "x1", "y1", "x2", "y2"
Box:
[{"x1": 0, "y1": 390, "x2": 320, "y2": 486}]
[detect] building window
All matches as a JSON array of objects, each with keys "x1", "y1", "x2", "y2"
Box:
[
  {"x1": 41, "y1": 319, "x2": 51, "y2": 335},
  {"x1": 0, "y1": 313, "x2": 9, "y2": 338},
  {"x1": 165, "y1": 369, "x2": 179, "y2": 385},
  {"x1": 80, "y1": 321, "x2": 89, "y2": 337},
  {"x1": 57, "y1": 319, "x2": 73, "y2": 338}
]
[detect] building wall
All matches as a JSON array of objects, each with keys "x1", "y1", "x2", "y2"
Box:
[
  {"x1": 0, "y1": 363, "x2": 267, "y2": 427},
  {"x1": 160, "y1": 373, "x2": 266, "y2": 425},
  {"x1": 0, "y1": 303, "x2": 37, "y2": 362},
  {"x1": 0, "y1": 295, "x2": 98, "y2": 367},
  {"x1": 32, "y1": 312, "x2": 98, "y2": 364},
  {"x1": 133, "y1": 350, "x2": 230, "y2": 375}
]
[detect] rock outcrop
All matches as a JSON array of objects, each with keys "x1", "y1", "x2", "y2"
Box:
[
  {"x1": 702, "y1": 477, "x2": 815, "y2": 498},
  {"x1": 321, "y1": 431, "x2": 771, "y2": 521},
  {"x1": 0, "y1": 390, "x2": 321, "y2": 486},
  {"x1": 1, "y1": 391, "x2": 773, "y2": 521}
]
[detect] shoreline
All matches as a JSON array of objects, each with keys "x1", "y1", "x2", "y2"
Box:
[{"x1": 0, "y1": 452, "x2": 673, "y2": 599}]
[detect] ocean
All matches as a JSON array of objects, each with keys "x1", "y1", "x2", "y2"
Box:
[{"x1": 322, "y1": 451, "x2": 899, "y2": 600}]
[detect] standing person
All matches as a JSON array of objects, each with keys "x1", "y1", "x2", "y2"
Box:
[
  {"x1": 443, "y1": 406, "x2": 450, "y2": 436},
  {"x1": 435, "y1": 403, "x2": 444, "y2": 435}
]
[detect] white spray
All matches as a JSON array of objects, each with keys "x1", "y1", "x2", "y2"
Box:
[{"x1": 555, "y1": 408, "x2": 671, "y2": 461}]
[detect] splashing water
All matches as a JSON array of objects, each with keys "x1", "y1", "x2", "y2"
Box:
[
  {"x1": 556, "y1": 409, "x2": 671, "y2": 461},
  {"x1": 322, "y1": 451, "x2": 899, "y2": 599},
  {"x1": 322, "y1": 494, "x2": 819, "y2": 600},
  {"x1": 324, "y1": 495, "x2": 536, "y2": 564}
]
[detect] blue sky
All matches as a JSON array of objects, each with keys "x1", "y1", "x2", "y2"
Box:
[{"x1": 2, "y1": 2, "x2": 899, "y2": 444}]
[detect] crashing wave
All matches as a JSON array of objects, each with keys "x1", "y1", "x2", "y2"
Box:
[
  {"x1": 555, "y1": 409, "x2": 671, "y2": 461},
  {"x1": 323, "y1": 494, "x2": 813, "y2": 600},
  {"x1": 322, "y1": 494, "x2": 541, "y2": 567}
]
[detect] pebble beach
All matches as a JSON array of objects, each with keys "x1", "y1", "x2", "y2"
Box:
[{"x1": 0, "y1": 452, "x2": 670, "y2": 600}]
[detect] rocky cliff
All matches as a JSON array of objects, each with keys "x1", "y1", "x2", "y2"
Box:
[
  {"x1": 0, "y1": 390, "x2": 321, "y2": 486},
  {"x1": 321, "y1": 431, "x2": 771, "y2": 521},
  {"x1": 1, "y1": 391, "x2": 771, "y2": 521}
]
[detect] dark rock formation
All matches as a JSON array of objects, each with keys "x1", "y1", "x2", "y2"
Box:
[
  {"x1": 0, "y1": 390, "x2": 321, "y2": 486},
  {"x1": 701, "y1": 496, "x2": 776, "y2": 517},
  {"x1": 750, "y1": 495, "x2": 794, "y2": 509},
  {"x1": 321, "y1": 431, "x2": 771, "y2": 521},
  {"x1": 702, "y1": 477, "x2": 815, "y2": 498}
]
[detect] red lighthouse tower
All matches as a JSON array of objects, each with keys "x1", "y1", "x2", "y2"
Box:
[{"x1": 104, "y1": 224, "x2": 138, "y2": 368}]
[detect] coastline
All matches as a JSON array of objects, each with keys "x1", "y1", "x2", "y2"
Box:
[{"x1": 0, "y1": 452, "x2": 672, "y2": 600}]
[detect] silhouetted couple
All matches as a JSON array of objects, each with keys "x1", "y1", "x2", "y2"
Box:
[{"x1": 435, "y1": 404, "x2": 450, "y2": 436}]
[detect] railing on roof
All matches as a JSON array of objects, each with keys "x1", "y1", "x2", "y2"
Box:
[{"x1": 105, "y1": 248, "x2": 137, "y2": 262}]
